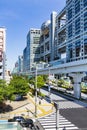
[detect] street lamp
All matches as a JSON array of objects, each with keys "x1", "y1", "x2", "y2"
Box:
[
  {"x1": 54, "y1": 102, "x2": 59, "y2": 130},
  {"x1": 35, "y1": 66, "x2": 37, "y2": 117},
  {"x1": 48, "y1": 67, "x2": 51, "y2": 97},
  {"x1": 31, "y1": 63, "x2": 38, "y2": 117}
]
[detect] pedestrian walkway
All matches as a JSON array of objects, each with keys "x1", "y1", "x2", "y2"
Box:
[
  {"x1": 0, "y1": 94, "x2": 54, "y2": 120},
  {"x1": 27, "y1": 94, "x2": 54, "y2": 118},
  {"x1": 38, "y1": 112, "x2": 79, "y2": 130}
]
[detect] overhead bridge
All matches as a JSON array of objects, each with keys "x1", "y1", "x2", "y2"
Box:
[
  {"x1": 23, "y1": 59, "x2": 87, "y2": 99},
  {"x1": 31, "y1": 59, "x2": 87, "y2": 75}
]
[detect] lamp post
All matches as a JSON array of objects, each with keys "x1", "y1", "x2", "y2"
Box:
[
  {"x1": 35, "y1": 66, "x2": 37, "y2": 117},
  {"x1": 48, "y1": 67, "x2": 51, "y2": 97},
  {"x1": 54, "y1": 102, "x2": 59, "y2": 130}
]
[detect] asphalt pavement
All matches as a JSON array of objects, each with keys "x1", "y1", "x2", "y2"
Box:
[
  {"x1": 60, "y1": 107, "x2": 87, "y2": 129},
  {"x1": 40, "y1": 88, "x2": 87, "y2": 130},
  {"x1": 1, "y1": 88, "x2": 87, "y2": 130}
]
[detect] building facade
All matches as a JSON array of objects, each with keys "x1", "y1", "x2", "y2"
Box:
[
  {"x1": 40, "y1": 20, "x2": 51, "y2": 62},
  {"x1": 55, "y1": 0, "x2": 87, "y2": 64},
  {"x1": 66, "y1": 0, "x2": 87, "y2": 62},
  {"x1": 41, "y1": 0, "x2": 87, "y2": 66},
  {"x1": 0, "y1": 27, "x2": 6, "y2": 79},
  {"x1": 12, "y1": 55, "x2": 23, "y2": 75},
  {"x1": 18, "y1": 55, "x2": 23, "y2": 73},
  {"x1": 20, "y1": 0, "x2": 87, "y2": 72},
  {"x1": 23, "y1": 47, "x2": 27, "y2": 72},
  {"x1": 12, "y1": 61, "x2": 19, "y2": 74},
  {"x1": 40, "y1": 12, "x2": 57, "y2": 63},
  {"x1": 23, "y1": 28, "x2": 41, "y2": 72}
]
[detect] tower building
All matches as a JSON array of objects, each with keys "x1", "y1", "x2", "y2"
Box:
[{"x1": 0, "y1": 27, "x2": 6, "y2": 79}]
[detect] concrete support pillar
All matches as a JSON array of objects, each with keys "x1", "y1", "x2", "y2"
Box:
[{"x1": 69, "y1": 72, "x2": 86, "y2": 99}]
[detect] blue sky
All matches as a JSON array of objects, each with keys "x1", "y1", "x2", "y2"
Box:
[{"x1": 0, "y1": 0, "x2": 66, "y2": 71}]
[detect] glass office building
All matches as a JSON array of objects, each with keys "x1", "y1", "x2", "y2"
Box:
[
  {"x1": 50, "y1": 0, "x2": 87, "y2": 65},
  {"x1": 22, "y1": 0, "x2": 87, "y2": 72},
  {"x1": 23, "y1": 29, "x2": 41, "y2": 71}
]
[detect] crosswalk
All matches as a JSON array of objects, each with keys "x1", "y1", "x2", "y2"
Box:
[{"x1": 38, "y1": 112, "x2": 79, "y2": 130}]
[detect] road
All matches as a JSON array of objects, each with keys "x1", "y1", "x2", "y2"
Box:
[{"x1": 39, "y1": 88, "x2": 87, "y2": 130}]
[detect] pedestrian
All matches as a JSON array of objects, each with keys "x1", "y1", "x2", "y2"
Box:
[{"x1": 63, "y1": 126, "x2": 66, "y2": 130}]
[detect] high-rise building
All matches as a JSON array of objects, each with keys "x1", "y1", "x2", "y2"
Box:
[
  {"x1": 40, "y1": 20, "x2": 51, "y2": 62},
  {"x1": 53, "y1": 5, "x2": 66, "y2": 65},
  {"x1": 66, "y1": 0, "x2": 87, "y2": 62},
  {"x1": 24, "y1": 28, "x2": 41, "y2": 71},
  {"x1": 21, "y1": 0, "x2": 87, "y2": 72},
  {"x1": 0, "y1": 27, "x2": 6, "y2": 79},
  {"x1": 54, "y1": 0, "x2": 87, "y2": 64},
  {"x1": 23, "y1": 47, "x2": 27, "y2": 72},
  {"x1": 18, "y1": 55, "x2": 23, "y2": 73},
  {"x1": 12, "y1": 61, "x2": 18, "y2": 74},
  {"x1": 40, "y1": 12, "x2": 57, "y2": 63}
]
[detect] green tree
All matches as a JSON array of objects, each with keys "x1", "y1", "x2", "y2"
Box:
[
  {"x1": 42, "y1": 75, "x2": 48, "y2": 82},
  {"x1": 28, "y1": 75, "x2": 45, "y2": 96},
  {"x1": 29, "y1": 76, "x2": 35, "y2": 86},
  {"x1": 6, "y1": 84, "x2": 15, "y2": 101},
  {"x1": 0, "y1": 79, "x2": 7, "y2": 103},
  {"x1": 0, "y1": 79, "x2": 6, "y2": 88},
  {"x1": 37, "y1": 75, "x2": 45, "y2": 93},
  {"x1": 9, "y1": 76, "x2": 29, "y2": 96}
]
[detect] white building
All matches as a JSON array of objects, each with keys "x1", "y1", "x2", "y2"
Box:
[{"x1": 0, "y1": 27, "x2": 6, "y2": 80}]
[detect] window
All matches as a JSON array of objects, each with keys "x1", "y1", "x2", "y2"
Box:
[
  {"x1": 40, "y1": 35, "x2": 44, "y2": 42},
  {"x1": 75, "y1": 41, "x2": 81, "y2": 57},
  {"x1": 0, "y1": 72, "x2": 2, "y2": 76},
  {"x1": 75, "y1": 0, "x2": 80, "y2": 14},
  {"x1": 68, "y1": 6, "x2": 72, "y2": 20},
  {"x1": 84, "y1": 38, "x2": 87, "y2": 55},
  {"x1": 68, "y1": 44, "x2": 73, "y2": 58},
  {"x1": 0, "y1": 55, "x2": 2, "y2": 61},
  {"x1": 84, "y1": 0, "x2": 87, "y2": 7},
  {"x1": 34, "y1": 58, "x2": 40, "y2": 62},
  {"x1": 33, "y1": 47, "x2": 40, "y2": 54},
  {"x1": 0, "y1": 66, "x2": 2, "y2": 69},
  {"x1": 33, "y1": 37, "x2": 40, "y2": 44},
  {"x1": 84, "y1": 12, "x2": 87, "y2": 31},
  {"x1": 68, "y1": 24, "x2": 72, "y2": 38},
  {"x1": 75, "y1": 17, "x2": 80, "y2": 35}
]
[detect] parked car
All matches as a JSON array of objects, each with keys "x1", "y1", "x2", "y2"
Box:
[
  {"x1": 8, "y1": 116, "x2": 25, "y2": 122},
  {"x1": 15, "y1": 95, "x2": 23, "y2": 101},
  {"x1": 24, "y1": 118, "x2": 34, "y2": 128},
  {"x1": 13, "y1": 116, "x2": 25, "y2": 122},
  {"x1": 8, "y1": 116, "x2": 34, "y2": 128}
]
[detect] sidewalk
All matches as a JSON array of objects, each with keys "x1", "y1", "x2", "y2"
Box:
[
  {"x1": 0, "y1": 94, "x2": 54, "y2": 120},
  {"x1": 28, "y1": 95, "x2": 54, "y2": 118}
]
